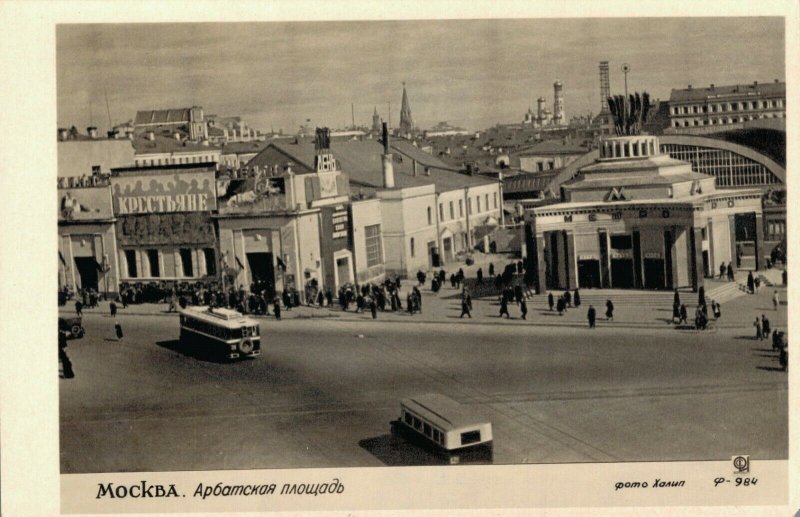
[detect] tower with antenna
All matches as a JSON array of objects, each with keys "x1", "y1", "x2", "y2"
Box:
[{"x1": 599, "y1": 61, "x2": 611, "y2": 113}]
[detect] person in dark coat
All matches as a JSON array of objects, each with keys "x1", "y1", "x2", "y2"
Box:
[
  {"x1": 477, "y1": 268, "x2": 483, "y2": 285},
  {"x1": 413, "y1": 286, "x2": 422, "y2": 311},
  {"x1": 782, "y1": 269, "x2": 787, "y2": 286},
  {"x1": 672, "y1": 302, "x2": 680, "y2": 324},
  {"x1": 548, "y1": 292, "x2": 554, "y2": 311},
  {"x1": 109, "y1": 301, "x2": 117, "y2": 318},
  {"x1": 273, "y1": 298, "x2": 281, "y2": 320},
  {"x1": 114, "y1": 321, "x2": 123, "y2": 340},
  {"x1": 520, "y1": 298, "x2": 528, "y2": 320},
  {"x1": 59, "y1": 331, "x2": 74, "y2": 379},
  {"x1": 326, "y1": 288, "x2": 333, "y2": 307},
  {"x1": 564, "y1": 290, "x2": 572, "y2": 307},
  {"x1": 719, "y1": 262, "x2": 726, "y2": 280},
  {"x1": 464, "y1": 290, "x2": 472, "y2": 310},
  {"x1": 573, "y1": 289, "x2": 581, "y2": 308},
  {"x1": 747, "y1": 271, "x2": 755, "y2": 294},
  {"x1": 673, "y1": 289, "x2": 680, "y2": 308},
  {"x1": 356, "y1": 293, "x2": 365, "y2": 313},
  {"x1": 407, "y1": 292, "x2": 415, "y2": 315},
  {"x1": 460, "y1": 297, "x2": 472, "y2": 318},
  {"x1": 499, "y1": 295, "x2": 510, "y2": 318},
  {"x1": 605, "y1": 300, "x2": 614, "y2": 321},
  {"x1": 514, "y1": 285, "x2": 523, "y2": 305},
  {"x1": 727, "y1": 263, "x2": 735, "y2": 282},
  {"x1": 370, "y1": 298, "x2": 378, "y2": 319},
  {"x1": 488, "y1": 263, "x2": 494, "y2": 277},
  {"x1": 713, "y1": 301, "x2": 721, "y2": 319},
  {"x1": 587, "y1": 305, "x2": 596, "y2": 328},
  {"x1": 679, "y1": 304, "x2": 688, "y2": 324},
  {"x1": 282, "y1": 289, "x2": 291, "y2": 309},
  {"x1": 762, "y1": 315, "x2": 770, "y2": 337},
  {"x1": 556, "y1": 296, "x2": 565, "y2": 316},
  {"x1": 317, "y1": 290, "x2": 324, "y2": 307},
  {"x1": 75, "y1": 300, "x2": 83, "y2": 317},
  {"x1": 698, "y1": 286, "x2": 705, "y2": 307}
]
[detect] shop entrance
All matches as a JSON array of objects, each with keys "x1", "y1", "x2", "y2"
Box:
[
  {"x1": 335, "y1": 256, "x2": 353, "y2": 287},
  {"x1": 577, "y1": 259, "x2": 601, "y2": 288},
  {"x1": 74, "y1": 257, "x2": 99, "y2": 291},
  {"x1": 643, "y1": 258, "x2": 665, "y2": 289},
  {"x1": 442, "y1": 237, "x2": 453, "y2": 263},
  {"x1": 610, "y1": 259, "x2": 634, "y2": 288},
  {"x1": 246, "y1": 252, "x2": 275, "y2": 299}
]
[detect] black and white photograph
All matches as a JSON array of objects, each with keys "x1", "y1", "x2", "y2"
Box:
[
  {"x1": 55, "y1": 16, "x2": 789, "y2": 473},
  {"x1": 1, "y1": 3, "x2": 796, "y2": 515}
]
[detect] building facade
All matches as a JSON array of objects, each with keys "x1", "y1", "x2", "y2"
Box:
[
  {"x1": 523, "y1": 135, "x2": 764, "y2": 293},
  {"x1": 667, "y1": 81, "x2": 785, "y2": 133}
]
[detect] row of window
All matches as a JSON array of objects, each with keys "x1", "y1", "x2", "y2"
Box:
[
  {"x1": 403, "y1": 410, "x2": 445, "y2": 446},
  {"x1": 430, "y1": 193, "x2": 499, "y2": 225},
  {"x1": 364, "y1": 224, "x2": 383, "y2": 268},
  {"x1": 672, "y1": 112, "x2": 784, "y2": 127},
  {"x1": 672, "y1": 99, "x2": 784, "y2": 115},
  {"x1": 661, "y1": 144, "x2": 781, "y2": 187},
  {"x1": 766, "y1": 220, "x2": 786, "y2": 241},
  {"x1": 134, "y1": 154, "x2": 217, "y2": 167},
  {"x1": 123, "y1": 247, "x2": 216, "y2": 278}
]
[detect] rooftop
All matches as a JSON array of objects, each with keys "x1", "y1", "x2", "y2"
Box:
[
  {"x1": 132, "y1": 134, "x2": 221, "y2": 155},
  {"x1": 134, "y1": 108, "x2": 194, "y2": 126},
  {"x1": 670, "y1": 81, "x2": 785, "y2": 103},
  {"x1": 516, "y1": 140, "x2": 589, "y2": 156},
  {"x1": 706, "y1": 128, "x2": 786, "y2": 167}
]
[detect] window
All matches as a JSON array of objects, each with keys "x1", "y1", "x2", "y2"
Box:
[
  {"x1": 410, "y1": 237, "x2": 415, "y2": 258},
  {"x1": 439, "y1": 203, "x2": 444, "y2": 221},
  {"x1": 125, "y1": 249, "x2": 137, "y2": 278},
  {"x1": 204, "y1": 248, "x2": 216, "y2": 276},
  {"x1": 91, "y1": 165, "x2": 101, "y2": 175},
  {"x1": 460, "y1": 430, "x2": 481, "y2": 445},
  {"x1": 147, "y1": 249, "x2": 160, "y2": 277},
  {"x1": 423, "y1": 423, "x2": 432, "y2": 437},
  {"x1": 427, "y1": 206, "x2": 432, "y2": 225},
  {"x1": 458, "y1": 199, "x2": 463, "y2": 217},
  {"x1": 485, "y1": 194, "x2": 489, "y2": 212},
  {"x1": 493, "y1": 192, "x2": 498, "y2": 209},
  {"x1": 476, "y1": 196, "x2": 481, "y2": 213},
  {"x1": 404, "y1": 411, "x2": 413, "y2": 425},
  {"x1": 364, "y1": 224, "x2": 382, "y2": 267},
  {"x1": 412, "y1": 417, "x2": 422, "y2": 431},
  {"x1": 449, "y1": 201, "x2": 454, "y2": 219},
  {"x1": 180, "y1": 248, "x2": 193, "y2": 277}
]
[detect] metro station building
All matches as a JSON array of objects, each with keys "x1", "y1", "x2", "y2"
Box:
[{"x1": 523, "y1": 135, "x2": 764, "y2": 293}]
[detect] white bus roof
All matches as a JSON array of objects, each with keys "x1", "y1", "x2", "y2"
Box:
[
  {"x1": 401, "y1": 393, "x2": 489, "y2": 431},
  {"x1": 180, "y1": 306, "x2": 258, "y2": 328}
]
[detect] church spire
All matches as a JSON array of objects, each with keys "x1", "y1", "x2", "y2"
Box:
[
  {"x1": 372, "y1": 106, "x2": 381, "y2": 133},
  {"x1": 399, "y1": 82, "x2": 414, "y2": 135}
]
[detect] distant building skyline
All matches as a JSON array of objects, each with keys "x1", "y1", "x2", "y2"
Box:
[{"x1": 57, "y1": 18, "x2": 784, "y2": 135}]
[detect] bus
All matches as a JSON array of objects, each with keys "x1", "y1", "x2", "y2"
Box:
[
  {"x1": 179, "y1": 306, "x2": 261, "y2": 360},
  {"x1": 391, "y1": 393, "x2": 493, "y2": 464}
]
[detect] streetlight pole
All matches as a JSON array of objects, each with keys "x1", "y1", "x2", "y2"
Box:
[{"x1": 622, "y1": 63, "x2": 630, "y2": 133}]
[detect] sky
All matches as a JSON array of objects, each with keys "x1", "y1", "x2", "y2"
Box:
[{"x1": 57, "y1": 18, "x2": 785, "y2": 134}]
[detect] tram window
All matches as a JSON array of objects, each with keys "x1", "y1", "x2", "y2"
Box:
[
  {"x1": 432, "y1": 429, "x2": 440, "y2": 443},
  {"x1": 460, "y1": 430, "x2": 481, "y2": 446},
  {"x1": 610, "y1": 235, "x2": 632, "y2": 249},
  {"x1": 423, "y1": 423, "x2": 432, "y2": 437},
  {"x1": 404, "y1": 412, "x2": 413, "y2": 425},
  {"x1": 413, "y1": 417, "x2": 422, "y2": 430}
]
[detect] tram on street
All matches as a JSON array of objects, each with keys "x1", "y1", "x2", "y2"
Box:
[
  {"x1": 391, "y1": 393, "x2": 493, "y2": 464},
  {"x1": 179, "y1": 306, "x2": 261, "y2": 360}
]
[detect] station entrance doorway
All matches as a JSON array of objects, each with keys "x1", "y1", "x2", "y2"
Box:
[{"x1": 246, "y1": 252, "x2": 276, "y2": 299}]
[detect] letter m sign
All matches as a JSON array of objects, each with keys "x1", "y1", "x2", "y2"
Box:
[{"x1": 607, "y1": 187, "x2": 627, "y2": 201}]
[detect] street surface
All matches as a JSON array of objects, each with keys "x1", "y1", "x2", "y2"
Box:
[{"x1": 59, "y1": 285, "x2": 788, "y2": 473}]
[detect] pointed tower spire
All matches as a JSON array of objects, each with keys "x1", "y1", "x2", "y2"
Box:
[
  {"x1": 372, "y1": 106, "x2": 381, "y2": 133},
  {"x1": 399, "y1": 82, "x2": 414, "y2": 136}
]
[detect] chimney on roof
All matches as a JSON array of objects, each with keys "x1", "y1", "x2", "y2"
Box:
[
  {"x1": 775, "y1": 78, "x2": 779, "y2": 83},
  {"x1": 147, "y1": 131, "x2": 155, "y2": 141},
  {"x1": 753, "y1": 81, "x2": 758, "y2": 87},
  {"x1": 58, "y1": 128, "x2": 68, "y2": 141},
  {"x1": 687, "y1": 85, "x2": 692, "y2": 90},
  {"x1": 87, "y1": 126, "x2": 98, "y2": 139},
  {"x1": 174, "y1": 132, "x2": 181, "y2": 141},
  {"x1": 381, "y1": 122, "x2": 395, "y2": 189},
  {"x1": 710, "y1": 84, "x2": 715, "y2": 90}
]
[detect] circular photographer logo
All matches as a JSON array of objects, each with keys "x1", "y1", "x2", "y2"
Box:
[{"x1": 732, "y1": 455, "x2": 750, "y2": 474}]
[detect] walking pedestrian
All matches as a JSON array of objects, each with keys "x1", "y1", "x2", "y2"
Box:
[
  {"x1": 673, "y1": 289, "x2": 680, "y2": 308},
  {"x1": 460, "y1": 297, "x2": 472, "y2": 318},
  {"x1": 727, "y1": 263, "x2": 735, "y2": 282},
  {"x1": 75, "y1": 300, "x2": 83, "y2": 317},
  {"x1": 754, "y1": 276, "x2": 761, "y2": 293},
  {"x1": 317, "y1": 290, "x2": 324, "y2": 307},
  {"x1": 754, "y1": 317, "x2": 763, "y2": 340},
  {"x1": 773, "y1": 290, "x2": 780, "y2": 310},
  {"x1": 326, "y1": 287, "x2": 333, "y2": 307},
  {"x1": 564, "y1": 290, "x2": 572, "y2": 308},
  {"x1": 747, "y1": 271, "x2": 755, "y2": 294},
  {"x1": 672, "y1": 302, "x2": 680, "y2": 324},
  {"x1": 782, "y1": 269, "x2": 787, "y2": 286},
  {"x1": 370, "y1": 298, "x2": 377, "y2": 319},
  {"x1": 587, "y1": 305, "x2": 596, "y2": 328},
  {"x1": 712, "y1": 300, "x2": 721, "y2": 319},
  {"x1": 605, "y1": 299, "x2": 614, "y2": 321},
  {"x1": 499, "y1": 295, "x2": 510, "y2": 318},
  {"x1": 698, "y1": 286, "x2": 705, "y2": 307},
  {"x1": 762, "y1": 315, "x2": 770, "y2": 337},
  {"x1": 407, "y1": 292, "x2": 414, "y2": 315},
  {"x1": 573, "y1": 288, "x2": 581, "y2": 308},
  {"x1": 679, "y1": 304, "x2": 688, "y2": 324},
  {"x1": 520, "y1": 298, "x2": 528, "y2": 320},
  {"x1": 488, "y1": 263, "x2": 494, "y2": 277},
  {"x1": 114, "y1": 320, "x2": 123, "y2": 341},
  {"x1": 556, "y1": 296, "x2": 565, "y2": 316},
  {"x1": 273, "y1": 298, "x2": 281, "y2": 320},
  {"x1": 59, "y1": 331, "x2": 74, "y2": 379},
  {"x1": 548, "y1": 292, "x2": 554, "y2": 311},
  {"x1": 477, "y1": 268, "x2": 483, "y2": 285},
  {"x1": 109, "y1": 300, "x2": 117, "y2": 318},
  {"x1": 718, "y1": 262, "x2": 726, "y2": 280}
]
